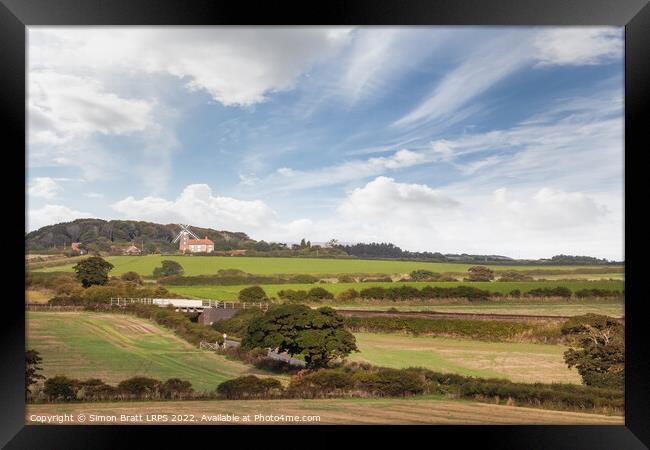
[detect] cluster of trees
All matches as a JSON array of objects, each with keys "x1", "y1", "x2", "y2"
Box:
[
  {"x1": 34, "y1": 375, "x2": 194, "y2": 402},
  {"x1": 241, "y1": 304, "x2": 358, "y2": 368},
  {"x1": 25, "y1": 218, "x2": 252, "y2": 254},
  {"x1": 562, "y1": 314, "x2": 625, "y2": 389}
]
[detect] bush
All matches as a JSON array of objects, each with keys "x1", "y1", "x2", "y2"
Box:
[
  {"x1": 526, "y1": 287, "x2": 572, "y2": 298},
  {"x1": 121, "y1": 271, "x2": 143, "y2": 284},
  {"x1": 238, "y1": 286, "x2": 269, "y2": 302},
  {"x1": 153, "y1": 260, "x2": 184, "y2": 278},
  {"x1": 497, "y1": 271, "x2": 534, "y2": 281},
  {"x1": 277, "y1": 289, "x2": 309, "y2": 303},
  {"x1": 574, "y1": 289, "x2": 623, "y2": 298},
  {"x1": 216, "y1": 375, "x2": 284, "y2": 399},
  {"x1": 409, "y1": 270, "x2": 441, "y2": 281},
  {"x1": 307, "y1": 287, "x2": 334, "y2": 301},
  {"x1": 335, "y1": 288, "x2": 359, "y2": 301}
]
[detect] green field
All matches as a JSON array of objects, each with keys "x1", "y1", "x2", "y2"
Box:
[
  {"x1": 27, "y1": 312, "x2": 279, "y2": 391},
  {"x1": 36, "y1": 254, "x2": 623, "y2": 277},
  {"x1": 167, "y1": 279, "x2": 624, "y2": 300},
  {"x1": 350, "y1": 333, "x2": 581, "y2": 384},
  {"x1": 26, "y1": 396, "x2": 622, "y2": 424}
]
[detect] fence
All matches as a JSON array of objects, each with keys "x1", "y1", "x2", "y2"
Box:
[{"x1": 109, "y1": 298, "x2": 270, "y2": 312}]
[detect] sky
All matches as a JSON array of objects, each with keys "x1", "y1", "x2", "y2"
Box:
[{"x1": 26, "y1": 27, "x2": 624, "y2": 260}]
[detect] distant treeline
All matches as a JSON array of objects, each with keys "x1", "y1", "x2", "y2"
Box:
[
  {"x1": 266, "y1": 285, "x2": 624, "y2": 302},
  {"x1": 335, "y1": 243, "x2": 620, "y2": 265}
]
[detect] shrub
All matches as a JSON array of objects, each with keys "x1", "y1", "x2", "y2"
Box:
[
  {"x1": 153, "y1": 260, "x2": 184, "y2": 278},
  {"x1": 277, "y1": 289, "x2": 309, "y2": 303},
  {"x1": 335, "y1": 288, "x2": 359, "y2": 301},
  {"x1": 497, "y1": 271, "x2": 534, "y2": 281},
  {"x1": 307, "y1": 287, "x2": 334, "y2": 301},
  {"x1": 238, "y1": 286, "x2": 268, "y2": 302},
  {"x1": 216, "y1": 375, "x2": 284, "y2": 399},
  {"x1": 574, "y1": 289, "x2": 623, "y2": 298},
  {"x1": 121, "y1": 271, "x2": 143, "y2": 284},
  {"x1": 466, "y1": 266, "x2": 495, "y2": 282},
  {"x1": 526, "y1": 287, "x2": 572, "y2": 298},
  {"x1": 409, "y1": 270, "x2": 441, "y2": 281}
]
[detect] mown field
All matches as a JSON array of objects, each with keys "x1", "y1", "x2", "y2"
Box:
[
  {"x1": 333, "y1": 301, "x2": 624, "y2": 317},
  {"x1": 167, "y1": 279, "x2": 625, "y2": 299},
  {"x1": 27, "y1": 312, "x2": 280, "y2": 391},
  {"x1": 350, "y1": 333, "x2": 581, "y2": 384},
  {"x1": 26, "y1": 396, "x2": 622, "y2": 424},
  {"x1": 36, "y1": 254, "x2": 623, "y2": 277}
]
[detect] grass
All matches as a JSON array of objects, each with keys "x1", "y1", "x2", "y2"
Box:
[
  {"x1": 166, "y1": 279, "x2": 624, "y2": 299},
  {"x1": 36, "y1": 254, "x2": 623, "y2": 277},
  {"x1": 27, "y1": 312, "x2": 282, "y2": 391},
  {"x1": 26, "y1": 397, "x2": 622, "y2": 424},
  {"x1": 349, "y1": 333, "x2": 582, "y2": 384}
]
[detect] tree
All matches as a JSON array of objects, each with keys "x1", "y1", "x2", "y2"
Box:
[
  {"x1": 118, "y1": 376, "x2": 161, "y2": 399},
  {"x1": 26, "y1": 349, "x2": 45, "y2": 399},
  {"x1": 242, "y1": 304, "x2": 358, "y2": 368},
  {"x1": 121, "y1": 271, "x2": 143, "y2": 284},
  {"x1": 44, "y1": 376, "x2": 78, "y2": 401},
  {"x1": 238, "y1": 286, "x2": 268, "y2": 302},
  {"x1": 72, "y1": 256, "x2": 114, "y2": 287},
  {"x1": 562, "y1": 314, "x2": 624, "y2": 389},
  {"x1": 466, "y1": 266, "x2": 495, "y2": 282},
  {"x1": 153, "y1": 260, "x2": 184, "y2": 278},
  {"x1": 161, "y1": 378, "x2": 194, "y2": 399}
]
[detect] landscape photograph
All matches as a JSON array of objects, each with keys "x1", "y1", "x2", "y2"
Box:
[{"x1": 25, "y1": 26, "x2": 624, "y2": 425}]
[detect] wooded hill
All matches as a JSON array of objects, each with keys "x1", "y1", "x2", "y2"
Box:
[{"x1": 25, "y1": 218, "x2": 252, "y2": 253}]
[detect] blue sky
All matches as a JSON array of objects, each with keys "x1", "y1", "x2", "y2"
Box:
[{"x1": 27, "y1": 27, "x2": 624, "y2": 259}]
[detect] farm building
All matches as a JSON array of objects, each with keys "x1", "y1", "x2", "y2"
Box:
[{"x1": 123, "y1": 244, "x2": 141, "y2": 255}]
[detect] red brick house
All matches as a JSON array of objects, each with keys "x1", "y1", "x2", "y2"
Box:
[{"x1": 179, "y1": 235, "x2": 214, "y2": 253}]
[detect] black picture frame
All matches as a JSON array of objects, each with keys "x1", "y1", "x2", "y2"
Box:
[{"x1": 2, "y1": 0, "x2": 648, "y2": 447}]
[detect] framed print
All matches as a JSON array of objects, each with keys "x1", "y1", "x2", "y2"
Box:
[{"x1": 2, "y1": 0, "x2": 649, "y2": 447}]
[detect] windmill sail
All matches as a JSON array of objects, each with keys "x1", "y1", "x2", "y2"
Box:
[{"x1": 172, "y1": 224, "x2": 199, "y2": 243}]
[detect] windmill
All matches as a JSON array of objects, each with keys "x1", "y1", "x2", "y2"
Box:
[{"x1": 172, "y1": 224, "x2": 199, "y2": 252}]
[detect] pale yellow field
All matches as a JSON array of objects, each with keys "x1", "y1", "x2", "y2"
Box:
[
  {"x1": 350, "y1": 333, "x2": 582, "y2": 384},
  {"x1": 26, "y1": 397, "x2": 622, "y2": 425}
]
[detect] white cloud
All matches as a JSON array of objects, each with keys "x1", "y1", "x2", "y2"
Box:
[
  {"x1": 394, "y1": 33, "x2": 532, "y2": 127},
  {"x1": 30, "y1": 27, "x2": 352, "y2": 107},
  {"x1": 339, "y1": 176, "x2": 458, "y2": 216},
  {"x1": 29, "y1": 71, "x2": 154, "y2": 146},
  {"x1": 534, "y1": 28, "x2": 622, "y2": 66},
  {"x1": 266, "y1": 149, "x2": 435, "y2": 191},
  {"x1": 28, "y1": 204, "x2": 94, "y2": 231},
  {"x1": 394, "y1": 28, "x2": 622, "y2": 128},
  {"x1": 111, "y1": 184, "x2": 277, "y2": 231},
  {"x1": 492, "y1": 187, "x2": 608, "y2": 230},
  {"x1": 28, "y1": 177, "x2": 63, "y2": 199}
]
